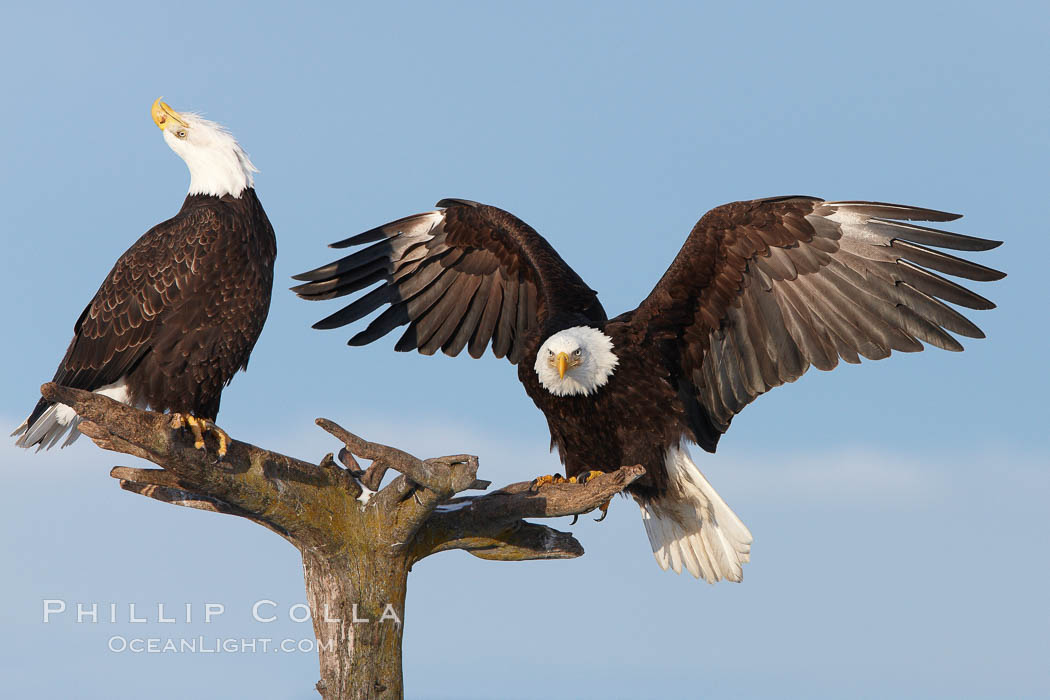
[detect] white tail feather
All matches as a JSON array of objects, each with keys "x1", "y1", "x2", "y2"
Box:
[
  {"x1": 13, "y1": 378, "x2": 135, "y2": 451},
  {"x1": 12, "y1": 402, "x2": 83, "y2": 451},
  {"x1": 637, "y1": 444, "x2": 752, "y2": 583}
]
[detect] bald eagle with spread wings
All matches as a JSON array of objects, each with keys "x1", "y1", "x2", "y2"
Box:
[
  {"x1": 293, "y1": 196, "x2": 1002, "y2": 582},
  {"x1": 13, "y1": 99, "x2": 276, "y2": 457}
]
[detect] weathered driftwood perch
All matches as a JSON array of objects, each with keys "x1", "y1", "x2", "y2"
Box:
[{"x1": 41, "y1": 383, "x2": 644, "y2": 699}]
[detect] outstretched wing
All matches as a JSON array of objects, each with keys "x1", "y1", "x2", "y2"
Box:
[
  {"x1": 293, "y1": 199, "x2": 606, "y2": 364},
  {"x1": 625, "y1": 196, "x2": 1004, "y2": 448}
]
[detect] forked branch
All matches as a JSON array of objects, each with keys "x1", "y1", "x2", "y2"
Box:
[
  {"x1": 41, "y1": 381, "x2": 645, "y2": 699},
  {"x1": 41, "y1": 382, "x2": 644, "y2": 561}
]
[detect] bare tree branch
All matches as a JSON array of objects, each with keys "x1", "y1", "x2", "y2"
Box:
[
  {"x1": 42, "y1": 382, "x2": 645, "y2": 699},
  {"x1": 112, "y1": 468, "x2": 294, "y2": 541},
  {"x1": 44, "y1": 383, "x2": 358, "y2": 548},
  {"x1": 408, "y1": 466, "x2": 645, "y2": 562},
  {"x1": 420, "y1": 520, "x2": 586, "y2": 561}
]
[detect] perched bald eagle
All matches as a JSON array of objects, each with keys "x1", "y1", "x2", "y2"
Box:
[
  {"x1": 13, "y1": 99, "x2": 276, "y2": 456},
  {"x1": 293, "y1": 197, "x2": 1002, "y2": 582}
]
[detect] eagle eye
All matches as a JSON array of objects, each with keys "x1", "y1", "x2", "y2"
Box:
[
  {"x1": 175, "y1": 129, "x2": 188, "y2": 139},
  {"x1": 573, "y1": 349, "x2": 582, "y2": 358}
]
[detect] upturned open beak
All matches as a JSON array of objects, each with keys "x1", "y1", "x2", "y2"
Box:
[
  {"x1": 556, "y1": 352, "x2": 569, "y2": 379},
  {"x1": 151, "y1": 97, "x2": 188, "y2": 130}
]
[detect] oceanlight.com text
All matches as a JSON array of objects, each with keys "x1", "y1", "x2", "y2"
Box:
[{"x1": 107, "y1": 636, "x2": 335, "y2": 654}]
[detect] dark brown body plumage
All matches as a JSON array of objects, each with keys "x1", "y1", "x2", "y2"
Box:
[
  {"x1": 518, "y1": 319, "x2": 683, "y2": 498},
  {"x1": 18, "y1": 189, "x2": 275, "y2": 447},
  {"x1": 294, "y1": 196, "x2": 1003, "y2": 501}
]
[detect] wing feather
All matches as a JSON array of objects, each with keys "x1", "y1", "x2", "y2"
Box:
[
  {"x1": 492, "y1": 273, "x2": 519, "y2": 360},
  {"x1": 470, "y1": 277, "x2": 504, "y2": 359},
  {"x1": 628, "y1": 197, "x2": 1003, "y2": 444},
  {"x1": 295, "y1": 201, "x2": 605, "y2": 364},
  {"x1": 418, "y1": 275, "x2": 484, "y2": 355},
  {"x1": 48, "y1": 207, "x2": 226, "y2": 394},
  {"x1": 442, "y1": 274, "x2": 490, "y2": 357}
]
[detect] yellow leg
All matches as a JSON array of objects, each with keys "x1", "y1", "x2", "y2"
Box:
[
  {"x1": 201, "y1": 419, "x2": 231, "y2": 458},
  {"x1": 169, "y1": 413, "x2": 204, "y2": 448},
  {"x1": 169, "y1": 413, "x2": 231, "y2": 458},
  {"x1": 186, "y1": 415, "x2": 206, "y2": 449}
]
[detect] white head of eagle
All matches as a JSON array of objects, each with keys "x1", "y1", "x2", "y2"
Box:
[
  {"x1": 534, "y1": 326, "x2": 619, "y2": 397},
  {"x1": 151, "y1": 98, "x2": 257, "y2": 198}
]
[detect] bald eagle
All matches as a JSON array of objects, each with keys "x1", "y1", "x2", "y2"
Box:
[
  {"x1": 293, "y1": 196, "x2": 1002, "y2": 582},
  {"x1": 13, "y1": 99, "x2": 276, "y2": 456}
]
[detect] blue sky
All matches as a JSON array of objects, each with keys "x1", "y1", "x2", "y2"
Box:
[{"x1": 1, "y1": 1, "x2": 1047, "y2": 698}]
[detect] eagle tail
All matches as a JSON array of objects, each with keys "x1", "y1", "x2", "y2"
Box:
[
  {"x1": 12, "y1": 378, "x2": 134, "y2": 451},
  {"x1": 12, "y1": 401, "x2": 83, "y2": 451},
  {"x1": 637, "y1": 444, "x2": 752, "y2": 583}
]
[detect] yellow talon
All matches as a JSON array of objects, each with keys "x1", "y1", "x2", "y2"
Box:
[
  {"x1": 530, "y1": 473, "x2": 571, "y2": 490},
  {"x1": 209, "y1": 422, "x2": 230, "y2": 458},
  {"x1": 565, "y1": 471, "x2": 612, "y2": 525},
  {"x1": 595, "y1": 498, "x2": 611, "y2": 522},
  {"x1": 170, "y1": 413, "x2": 231, "y2": 458},
  {"x1": 530, "y1": 471, "x2": 606, "y2": 490}
]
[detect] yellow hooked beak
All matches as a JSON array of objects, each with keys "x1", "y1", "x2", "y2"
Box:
[
  {"x1": 151, "y1": 97, "x2": 188, "y2": 130},
  {"x1": 556, "y1": 352, "x2": 569, "y2": 379}
]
